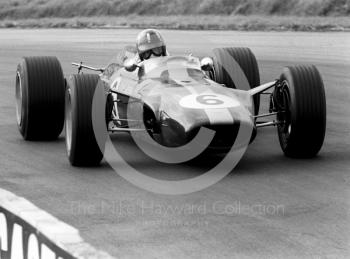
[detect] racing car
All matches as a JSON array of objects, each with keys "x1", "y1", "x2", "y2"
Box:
[{"x1": 15, "y1": 46, "x2": 326, "y2": 166}]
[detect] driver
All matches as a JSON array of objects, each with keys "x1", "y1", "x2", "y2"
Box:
[{"x1": 136, "y1": 29, "x2": 167, "y2": 61}]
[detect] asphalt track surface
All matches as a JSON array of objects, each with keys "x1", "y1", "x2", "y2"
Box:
[{"x1": 0, "y1": 29, "x2": 349, "y2": 258}]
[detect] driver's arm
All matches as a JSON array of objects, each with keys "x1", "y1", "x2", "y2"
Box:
[{"x1": 124, "y1": 54, "x2": 141, "y2": 72}]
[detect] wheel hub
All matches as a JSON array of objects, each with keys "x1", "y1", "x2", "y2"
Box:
[{"x1": 275, "y1": 81, "x2": 292, "y2": 141}]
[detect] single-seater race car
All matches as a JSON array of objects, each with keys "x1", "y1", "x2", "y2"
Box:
[{"x1": 15, "y1": 46, "x2": 326, "y2": 166}]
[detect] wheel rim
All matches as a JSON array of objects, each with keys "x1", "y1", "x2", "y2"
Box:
[
  {"x1": 277, "y1": 81, "x2": 292, "y2": 145},
  {"x1": 15, "y1": 72, "x2": 23, "y2": 126},
  {"x1": 65, "y1": 88, "x2": 72, "y2": 155}
]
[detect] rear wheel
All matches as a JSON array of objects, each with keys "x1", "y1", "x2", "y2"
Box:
[
  {"x1": 65, "y1": 74, "x2": 105, "y2": 166},
  {"x1": 275, "y1": 65, "x2": 326, "y2": 158},
  {"x1": 16, "y1": 56, "x2": 65, "y2": 140},
  {"x1": 212, "y1": 47, "x2": 260, "y2": 115}
]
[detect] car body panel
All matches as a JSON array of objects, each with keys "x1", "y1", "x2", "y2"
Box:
[{"x1": 101, "y1": 53, "x2": 256, "y2": 149}]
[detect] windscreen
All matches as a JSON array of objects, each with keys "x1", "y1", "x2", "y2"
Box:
[
  {"x1": 102, "y1": 45, "x2": 137, "y2": 79},
  {"x1": 141, "y1": 56, "x2": 207, "y2": 83}
]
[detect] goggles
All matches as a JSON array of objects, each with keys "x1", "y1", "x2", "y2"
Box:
[{"x1": 140, "y1": 46, "x2": 164, "y2": 60}]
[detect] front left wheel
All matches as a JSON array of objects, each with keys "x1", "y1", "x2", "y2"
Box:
[{"x1": 275, "y1": 65, "x2": 326, "y2": 158}]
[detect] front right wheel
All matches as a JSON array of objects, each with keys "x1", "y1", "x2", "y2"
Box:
[{"x1": 65, "y1": 74, "x2": 105, "y2": 166}]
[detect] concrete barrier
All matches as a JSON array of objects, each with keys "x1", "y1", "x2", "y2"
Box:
[{"x1": 0, "y1": 188, "x2": 114, "y2": 259}]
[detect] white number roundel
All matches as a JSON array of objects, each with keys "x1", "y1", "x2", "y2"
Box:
[{"x1": 179, "y1": 94, "x2": 240, "y2": 109}]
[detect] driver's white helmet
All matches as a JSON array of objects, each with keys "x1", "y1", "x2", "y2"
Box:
[{"x1": 136, "y1": 29, "x2": 167, "y2": 61}]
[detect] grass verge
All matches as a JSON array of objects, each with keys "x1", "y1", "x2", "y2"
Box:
[{"x1": 1, "y1": 15, "x2": 350, "y2": 31}]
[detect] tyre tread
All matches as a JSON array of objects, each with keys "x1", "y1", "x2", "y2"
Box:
[
  {"x1": 17, "y1": 56, "x2": 65, "y2": 140},
  {"x1": 278, "y1": 65, "x2": 326, "y2": 158},
  {"x1": 212, "y1": 47, "x2": 260, "y2": 115}
]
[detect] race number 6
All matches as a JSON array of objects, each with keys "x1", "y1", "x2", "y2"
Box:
[
  {"x1": 196, "y1": 94, "x2": 224, "y2": 105},
  {"x1": 180, "y1": 93, "x2": 239, "y2": 109}
]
